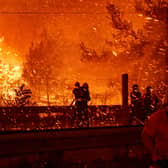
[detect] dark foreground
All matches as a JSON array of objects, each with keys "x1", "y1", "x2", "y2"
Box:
[
  {"x1": 0, "y1": 106, "x2": 150, "y2": 168},
  {"x1": 0, "y1": 126, "x2": 151, "y2": 168}
]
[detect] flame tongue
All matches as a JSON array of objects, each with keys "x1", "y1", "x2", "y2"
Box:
[{"x1": 0, "y1": 42, "x2": 23, "y2": 103}]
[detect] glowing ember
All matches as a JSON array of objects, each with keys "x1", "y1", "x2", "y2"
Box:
[
  {"x1": 145, "y1": 17, "x2": 153, "y2": 20},
  {"x1": 112, "y1": 51, "x2": 117, "y2": 57},
  {"x1": 92, "y1": 27, "x2": 97, "y2": 31}
]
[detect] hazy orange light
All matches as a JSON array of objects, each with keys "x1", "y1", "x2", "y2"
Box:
[
  {"x1": 138, "y1": 14, "x2": 143, "y2": 17},
  {"x1": 0, "y1": 36, "x2": 4, "y2": 43}
]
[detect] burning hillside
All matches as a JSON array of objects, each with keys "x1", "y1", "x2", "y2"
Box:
[
  {"x1": 0, "y1": 40, "x2": 24, "y2": 105},
  {"x1": 0, "y1": 0, "x2": 167, "y2": 106}
]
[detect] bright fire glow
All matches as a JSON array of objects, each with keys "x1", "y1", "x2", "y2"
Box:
[
  {"x1": 0, "y1": 43, "x2": 23, "y2": 103},
  {"x1": 0, "y1": 0, "x2": 166, "y2": 106},
  {"x1": 0, "y1": 61, "x2": 23, "y2": 100}
]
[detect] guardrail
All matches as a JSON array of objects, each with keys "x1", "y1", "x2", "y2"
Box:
[
  {"x1": 0, "y1": 106, "x2": 146, "y2": 167},
  {"x1": 0, "y1": 105, "x2": 123, "y2": 131},
  {"x1": 0, "y1": 126, "x2": 143, "y2": 168}
]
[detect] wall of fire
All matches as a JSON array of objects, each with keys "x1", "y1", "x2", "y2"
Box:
[{"x1": 0, "y1": 0, "x2": 167, "y2": 106}]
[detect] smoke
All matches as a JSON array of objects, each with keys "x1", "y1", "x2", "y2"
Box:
[{"x1": 0, "y1": 0, "x2": 167, "y2": 105}]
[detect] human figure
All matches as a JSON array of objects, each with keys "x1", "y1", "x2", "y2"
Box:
[
  {"x1": 72, "y1": 82, "x2": 84, "y2": 127},
  {"x1": 143, "y1": 86, "x2": 159, "y2": 116},
  {"x1": 130, "y1": 84, "x2": 143, "y2": 120},
  {"x1": 142, "y1": 104, "x2": 168, "y2": 168},
  {"x1": 81, "y1": 82, "x2": 91, "y2": 127}
]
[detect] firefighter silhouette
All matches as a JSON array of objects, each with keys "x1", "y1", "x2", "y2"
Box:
[
  {"x1": 130, "y1": 84, "x2": 143, "y2": 120},
  {"x1": 81, "y1": 82, "x2": 91, "y2": 127},
  {"x1": 143, "y1": 86, "x2": 159, "y2": 116},
  {"x1": 72, "y1": 82, "x2": 84, "y2": 126},
  {"x1": 72, "y1": 82, "x2": 91, "y2": 127}
]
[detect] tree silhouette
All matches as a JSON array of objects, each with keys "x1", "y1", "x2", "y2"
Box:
[
  {"x1": 134, "y1": 0, "x2": 168, "y2": 101},
  {"x1": 107, "y1": 1, "x2": 168, "y2": 99},
  {"x1": 80, "y1": 1, "x2": 167, "y2": 100},
  {"x1": 23, "y1": 30, "x2": 62, "y2": 106},
  {"x1": 80, "y1": 42, "x2": 110, "y2": 63}
]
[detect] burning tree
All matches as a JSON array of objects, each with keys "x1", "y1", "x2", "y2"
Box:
[
  {"x1": 133, "y1": 0, "x2": 168, "y2": 101},
  {"x1": 0, "y1": 59, "x2": 24, "y2": 106},
  {"x1": 23, "y1": 30, "x2": 62, "y2": 106},
  {"x1": 80, "y1": 0, "x2": 168, "y2": 101},
  {"x1": 80, "y1": 42, "x2": 111, "y2": 63}
]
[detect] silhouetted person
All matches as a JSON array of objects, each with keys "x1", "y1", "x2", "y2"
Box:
[
  {"x1": 72, "y1": 82, "x2": 84, "y2": 127},
  {"x1": 73, "y1": 82, "x2": 81, "y2": 101},
  {"x1": 142, "y1": 104, "x2": 168, "y2": 168},
  {"x1": 130, "y1": 84, "x2": 143, "y2": 120},
  {"x1": 82, "y1": 82, "x2": 91, "y2": 127},
  {"x1": 143, "y1": 86, "x2": 159, "y2": 116}
]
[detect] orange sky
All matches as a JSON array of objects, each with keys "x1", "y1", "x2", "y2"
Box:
[{"x1": 0, "y1": 0, "x2": 165, "y2": 105}]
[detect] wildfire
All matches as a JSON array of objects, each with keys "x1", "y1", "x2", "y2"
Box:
[
  {"x1": 0, "y1": 62, "x2": 23, "y2": 100},
  {"x1": 0, "y1": 42, "x2": 23, "y2": 104}
]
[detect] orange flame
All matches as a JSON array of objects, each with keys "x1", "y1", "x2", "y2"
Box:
[{"x1": 0, "y1": 41, "x2": 24, "y2": 103}]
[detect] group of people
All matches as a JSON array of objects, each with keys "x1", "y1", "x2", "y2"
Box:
[
  {"x1": 130, "y1": 84, "x2": 159, "y2": 121},
  {"x1": 72, "y1": 82, "x2": 161, "y2": 127},
  {"x1": 71, "y1": 82, "x2": 168, "y2": 167},
  {"x1": 130, "y1": 85, "x2": 168, "y2": 167},
  {"x1": 142, "y1": 103, "x2": 168, "y2": 168},
  {"x1": 72, "y1": 81, "x2": 91, "y2": 127}
]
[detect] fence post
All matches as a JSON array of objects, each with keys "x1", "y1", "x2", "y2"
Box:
[{"x1": 122, "y1": 74, "x2": 129, "y2": 125}]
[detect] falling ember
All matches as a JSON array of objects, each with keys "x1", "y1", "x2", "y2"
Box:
[
  {"x1": 92, "y1": 27, "x2": 97, "y2": 31},
  {"x1": 145, "y1": 17, "x2": 153, "y2": 20},
  {"x1": 112, "y1": 51, "x2": 117, "y2": 56}
]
